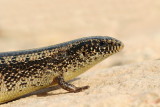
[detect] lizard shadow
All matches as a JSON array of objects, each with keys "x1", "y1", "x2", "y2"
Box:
[{"x1": 23, "y1": 78, "x2": 80, "y2": 97}]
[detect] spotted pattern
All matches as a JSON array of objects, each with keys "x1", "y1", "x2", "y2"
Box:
[{"x1": 0, "y1": 36, "x2": 124, "y2": 103}]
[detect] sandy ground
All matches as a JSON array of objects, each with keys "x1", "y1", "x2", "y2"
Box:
[{"x1": 0, "y1": 0, "x2": 160, "y2": 107}]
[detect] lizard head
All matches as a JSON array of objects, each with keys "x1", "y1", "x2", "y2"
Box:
[
  {"x1": 66, "y1": 36, "x2": 124, "y2": 67},
  {"x1": 88, "y1": 36, "x2": 124, "y2": 56},
  {"x1": 63, "y1": 36, "x2": 124, "y2": 81},
  {"x1": 68, "y1": 36, "x2": 124, "y2": 59}
]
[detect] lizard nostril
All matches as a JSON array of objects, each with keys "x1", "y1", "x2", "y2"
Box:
[{"x1": 82, "y1": 52, "x2": 86, "y2": 56}]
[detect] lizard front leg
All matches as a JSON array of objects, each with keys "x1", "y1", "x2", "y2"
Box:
[{"x1": 55, "y1": 75, "x2": 89, "y2": 93}]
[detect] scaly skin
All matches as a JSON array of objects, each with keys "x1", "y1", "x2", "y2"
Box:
[{"x1": 0, "y1": 36, "x2": 124, "y2": 103}]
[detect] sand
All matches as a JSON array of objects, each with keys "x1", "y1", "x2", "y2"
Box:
[{"x1": 0, "y1": 0, "x2": 160, "y2": 107}]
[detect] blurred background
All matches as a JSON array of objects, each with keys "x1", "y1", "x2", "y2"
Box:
[{"x1": 0, "y1": 0, "x2": 160, "y2": 67}]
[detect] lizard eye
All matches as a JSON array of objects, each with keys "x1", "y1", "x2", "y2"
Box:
[{"x1": 99, "y1": 41, "x2": 105, "y2": 46}]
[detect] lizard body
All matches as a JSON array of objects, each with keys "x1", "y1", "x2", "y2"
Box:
[{"x1": 0, "y1": 36, "x2": 124, "y2": 103}]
